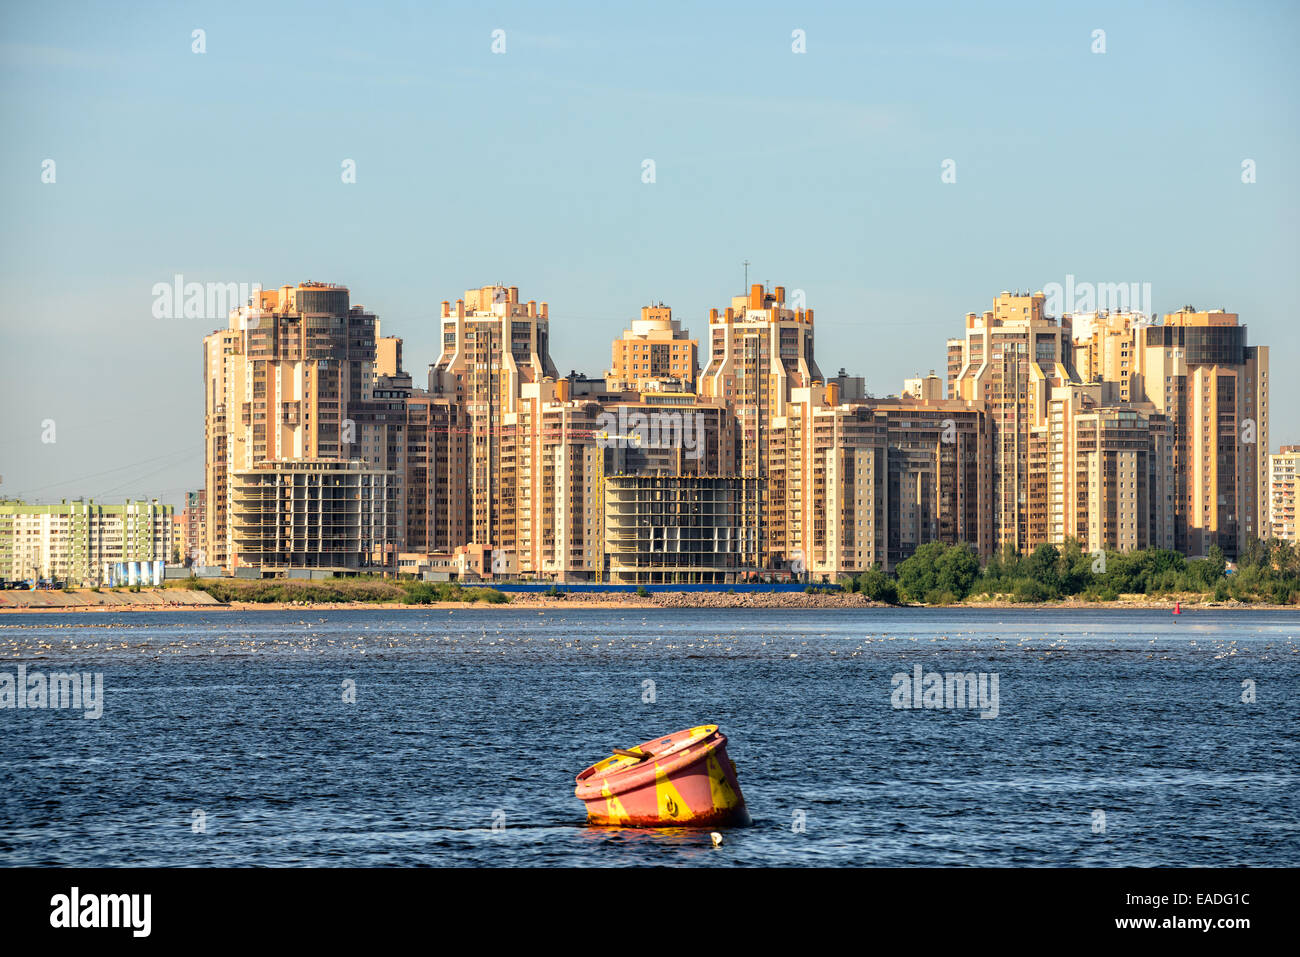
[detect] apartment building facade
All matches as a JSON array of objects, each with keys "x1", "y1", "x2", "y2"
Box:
[
  {"x1": 429, "y1": 286, "x2": 558, "y2": 550},
  {"x1": 204, "y1": 282, "x2": 406, "y2": 573},
  {"x1": 1072, "y1": 407, "x2": 1174, "y2": 553},
  {"x1": 1268, "y1": 446, "x2": 1299, "y2": 542},
  {"x1": 0, "y1": 499, "x2": 173, "y2": 585},
  {"x1": 947, "y1": 291, "x2": 1077, "y2": 552},
  {"x1": 179, "y1": 489, "x2": 207, "y2": 566},
  {"x1": 197, "y1": 278, "x2": 1273, "y2": 580},
  {"x1": 607, "y1": 304, "x2": 698, "y2": 392},
  {"x1": 1133, "y1": 308, "x2": 1269, "y2": 556},
  {"x1": 865, "y1": 397, "x2": 992, "y2": 565}
]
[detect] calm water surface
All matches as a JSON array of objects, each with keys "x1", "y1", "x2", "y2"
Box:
[{"x1": 1, "y1": 606, "x2": 1297, "y2": 866}]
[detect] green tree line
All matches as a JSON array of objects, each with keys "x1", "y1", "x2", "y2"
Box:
[{"x1": 842, "y1": 539, "x2": 1300, "y2": 605}]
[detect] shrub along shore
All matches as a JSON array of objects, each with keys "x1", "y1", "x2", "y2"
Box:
[
  {"x1": 167, "y1": 577, "x2": 508, "y2": 606},
  {"x1": 845, "y1": 539, "x2": 1300, "y2": 606},
  {"x1": 3, "y1": 559, "x2": 1292, "y2": 610},
  {"x1": 143, "y1": 538, "x2": 1300, "y2": 610}
]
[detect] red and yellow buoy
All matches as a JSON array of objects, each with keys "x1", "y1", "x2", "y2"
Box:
[{"x1": 574, "y1": 724, "x2": 750, "y2": 827}]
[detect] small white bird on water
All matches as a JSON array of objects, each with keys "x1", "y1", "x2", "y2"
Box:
[{"x1": 711, "y1": 832, "x2": 723, "y2": 847}]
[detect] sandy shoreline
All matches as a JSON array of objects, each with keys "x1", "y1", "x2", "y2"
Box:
[{"x1": 0, "y1": 592, "x2": 1291, "y2": 613}]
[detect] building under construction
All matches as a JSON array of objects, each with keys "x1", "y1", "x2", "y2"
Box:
[
  {"x1": 229, "y1": 461, "x2": 397, "y2": 572},
  {"x1": 602, "y1": 475, "x2": 759, "y2": 584}
]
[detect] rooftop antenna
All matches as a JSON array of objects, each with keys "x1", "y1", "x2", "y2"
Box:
[{"x1": 743, "y1": 260, "x2": 750, "y2": 290}]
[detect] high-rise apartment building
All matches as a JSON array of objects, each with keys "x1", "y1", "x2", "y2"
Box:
[
  {"x1": 1133, "y1": 308, "x2": 1269, "y2": 556},
  {"x1": 179, "y1": 489, "x2": 207, "y2": 566},
  {"x1": 1020, "y1": 380, "x2": 1174, "y2": 553},
  {"x1": 942, "y1": 293, "x2": 1201, "y2": 559},
  {"x1": 866, "y1": 396, "x2": 992, "y2": 565},
  {"x1": 1268, "y1": 446, "x2": 1299, "y2": 542},
  {"x1": 698, "y1": 284, "x2": 822, "y2": 566},
  {"x1": 1072, "y1": 407, "x2": 1174, "y2": 553},
  {"x1": 700, "y1": 284, "x2": 821, "y2": 478},
  {"x1": 404, "y1": 391, "x2": 467, "y2": 556},
  {"x1": 349, "y1": 368, "x2": 414, "y2": 564},
  {"x1": 1028, "y1": 381, "x2": 1098, "y2": 547},
  {"x1": 202, "y1": 327, "x2": 238, "y2": 569},
  {"x1": 1072, "y1": 311, "x2": 1148, "y2": 404},
  {"x1": 597, "y1": 393, "x2": 731, "y2": 477},
  {"x1": 947, "y1": 291, "x2": 1077, "y2": 551},
  {"x1": 504, "y1": 381, "x2": 605, "y2": 580},
  {"x1": 607, "y1": 304, "x2": 698, "y2": 392},
  {"x1": 430, "y1": 286, "x2": 558, "y2": 549},
  {"x1": 767, "y1": 387, "x2": 888, "y2": 577},
  {"x1": 203, "y1": 282, "x2": 398, "y2": 572},
  {"x1": 194, "y1": 275, "x2": 1274, "y2": 582}
]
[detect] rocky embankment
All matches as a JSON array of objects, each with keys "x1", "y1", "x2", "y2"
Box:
[
  {"x1": 4, "y1": 587, "x2": 1286, "y2": 613},
  {"x1": 0, "y1": 588, "x2": 224, "y2": 612},
  {"x1": 512, "y1": 590, "x2": 883, "y2": 609}
]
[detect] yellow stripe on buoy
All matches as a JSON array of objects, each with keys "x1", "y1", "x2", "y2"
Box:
[
  {"x1": 601, "y1": 779, "x2": 631, "y2": 823},
  {"x1": 706, "y1": 751, "x2": 739, "y2": 811},
  {"x1": 655, "y1": 766, "x2": 694, "y2": 823}
]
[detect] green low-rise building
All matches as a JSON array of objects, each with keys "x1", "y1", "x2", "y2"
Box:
[{"x1": 0, "y1": 499, "x2": 174, "y2": 585}]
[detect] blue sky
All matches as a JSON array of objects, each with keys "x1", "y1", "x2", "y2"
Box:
[{"x1": 2, "y1": 0, "x2": 1297, "y2": 506}]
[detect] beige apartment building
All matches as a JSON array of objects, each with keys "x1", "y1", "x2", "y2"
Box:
[
  {"x1": 697, "y1": 284, "x2": 823, "y2": 568},
  {"x1": 901, "y1": 371, "x2": 944, "y2": 402},
  {"x1": 1072, "y1": 407, "x2": 1174, "y2": 553},
  {"x1": 171, "y1": 513, "x2": 184, "y2": 563},
  {"x1": 204, "y1": 282, "x2": 405, "y2": 573},
  {"x1": 1132, "y1": 308, "x2": 1269, "y2": 556},
  {"x1": 196, "y1": 277, "x2": 1274, "y2": 581},
  {"x1": 940, "y1": 293, "x2": 1219, "y2": 559},
  {"x1": 763, "y1": 386, "x2": 989, "y2": 578},
  {"x1": 607, "y1": 304, "x2": 698, "y2": 392},
  {"x1": 947, "y1": 291, "x2": 1077, "y2": 552},
  {"x1": 597, "y1": 393, "x2": 732, "y2": 478},
  {"x1": 202, "y1": 326, "x2": 238, "y2": 569},
  {"x1": 493, "y1": 382, "x2": 736, "y2": 582},
  {"x1": 867, "y1": 394, "x2": 992, "y2": 565},
  {"x1": 404, "y1": 391, "x2": 467, "y2": 556},
  {"x1": 767, "y1": 388, "x2": 889, "y2": 578},
  {"x1": 1268, "y1": 446, "x2": 1299, "y2": 542},
  {"x1": 1028, "y1": 381, "x2": 1099, "y2": 546},
  {"x1": 1024, "y1": 381, "x2": 1173, "y2": 552},
  {"x1": 502, "y1": 381, "x2": 605, "y2": 581},
  {"x1": 700, "y1": 284, "x2": 822, "y2": 480},
  {"x1": 430, "y1": 286, "x2": 558, "y2": 550},
  {"x1": 1072, "y1": 310, "x2": 1148, "y2": 404}
]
